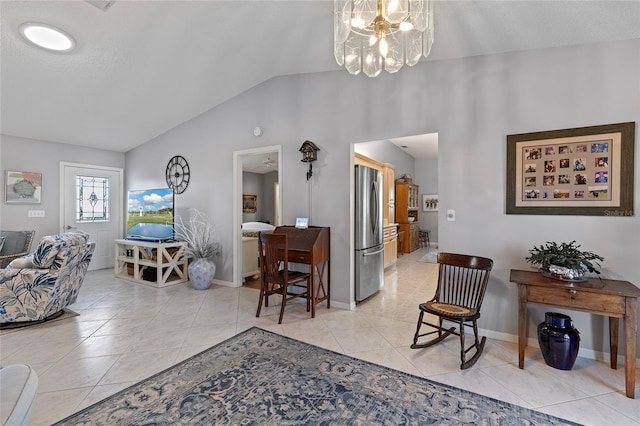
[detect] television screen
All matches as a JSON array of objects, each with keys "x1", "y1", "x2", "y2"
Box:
[{"x1": 126, "y1": 188, "x2": 174, "y2": 241}]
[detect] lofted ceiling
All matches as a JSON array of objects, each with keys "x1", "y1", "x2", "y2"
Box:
[{"x1": 1, "y1": 1, "x2": 639, "y2": 153}]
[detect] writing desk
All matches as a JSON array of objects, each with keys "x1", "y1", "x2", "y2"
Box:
[
  {"x1": 273, "y1": 226, "x2": 330, "y2": 317},
  {"x1": 510, "y1": 269, "x2": 639, "y2": 398}
]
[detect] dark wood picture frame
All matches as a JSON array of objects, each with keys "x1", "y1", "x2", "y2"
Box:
[
  {"x1": 242, "y1": 194, "x2": 257, "y2": 213},
  {"x1": 506, "y1": 122, "x2": 635, "y2": 216}
]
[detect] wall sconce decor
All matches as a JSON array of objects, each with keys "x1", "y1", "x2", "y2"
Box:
[{"x1": 299, "y1": 140, "x2": 320, "y2": 180}]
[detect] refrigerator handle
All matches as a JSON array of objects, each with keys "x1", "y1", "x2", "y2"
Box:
[
  {"x1": 371, "y1": 179, "x2": 379, "y2": 236},
  {"x1": 363, "y1": 247, "x2": 384, "y2": 256}
]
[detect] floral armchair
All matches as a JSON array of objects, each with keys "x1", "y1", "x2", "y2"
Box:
[{"x1": 0, "y1": 231, "x2": 95, "y2": 324}]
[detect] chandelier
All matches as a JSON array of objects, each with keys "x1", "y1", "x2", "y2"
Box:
[{"x1": 334, "y1": 0, "x2": 434, "y2": 77}]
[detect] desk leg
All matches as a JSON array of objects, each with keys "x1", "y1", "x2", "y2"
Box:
[
  {"x1": 518, "y1": 284, "x2": 527, "y2": 369},
  {"x1": 624, "y1": 297, "x2": 637, "y2": 398},
  {"x1": 312, "y1": 262, "x2": 329, "y2": 315},
  {"x1": 609, "y1": 317, "x2": 619, "y2": 369},
  {"x1": 309, "y1": 271, "x2": 315, "y2": 319}
]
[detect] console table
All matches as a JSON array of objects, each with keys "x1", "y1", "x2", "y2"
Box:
[
  {"x1": 510, "y1": 269, "x2": 639, "y2": 398},
  {"x1": 114, "y1": 239, "x2": 188, "y2": 287}
]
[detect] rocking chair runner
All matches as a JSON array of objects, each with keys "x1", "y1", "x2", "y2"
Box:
[
  {"x1": 411, "y1": 252, "x2": 494, "y2": 369},
  {"x1": 256, "y1": 232, "x2": 311, "y2": 324}
]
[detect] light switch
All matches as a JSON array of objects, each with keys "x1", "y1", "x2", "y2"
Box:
[
  {"x1": 447, "y1": 210, "x2": 455, "y2": 221},
  {"x1": 28, "y1": 210, "x2": 45, "y2": 218}
]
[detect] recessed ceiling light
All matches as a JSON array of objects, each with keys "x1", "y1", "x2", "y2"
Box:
[{"x1": 19, "y1": 22, "x2": 76, "y2": 52}]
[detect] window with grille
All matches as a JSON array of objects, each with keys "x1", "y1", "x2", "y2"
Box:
[{"x1": 76, "y1": 175, "x2": 109, "y2": 222}]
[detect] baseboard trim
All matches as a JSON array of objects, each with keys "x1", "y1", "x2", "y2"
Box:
[
  {"x1": 331, "y1": 300, "x2": 353, "y2": 311},
  {"x1": 211, "y1": 278, "x2": 236, "y2": 287},
  {"x1": 479, "y1": 327, "x2": 639, "y2": 366}
]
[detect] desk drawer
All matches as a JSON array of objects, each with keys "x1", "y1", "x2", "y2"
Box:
[
  {"x1": 528, "y1": 286, "x2": 626, "y2": 315},
  {"x1": 288, "y1": 252, "x2": 313, "y2": 264}
]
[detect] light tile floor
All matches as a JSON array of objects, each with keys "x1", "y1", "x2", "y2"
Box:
[{"x1": 1, "y1": 247, "x2": 638, "y2": 425}]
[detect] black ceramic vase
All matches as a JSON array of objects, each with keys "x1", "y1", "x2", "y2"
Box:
[{"x1": 537, "y1": 312, "x2": 580, "y2": 370}]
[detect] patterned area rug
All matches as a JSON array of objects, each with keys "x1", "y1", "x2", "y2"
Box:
[
  {"x1": 418, "y1": 248, "x2": 439, "y2": 263},
  {"x1": 54, "y1": 327, "x2": 579, "y2": 425}
]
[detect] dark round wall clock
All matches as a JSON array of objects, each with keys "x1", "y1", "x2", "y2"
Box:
[{"x1": 165, "y1": 155, "x2": 190, "y2": 194}]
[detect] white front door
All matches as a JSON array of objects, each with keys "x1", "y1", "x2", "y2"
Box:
[{"x1": 61, "y1": 163, "x2": 123, "y2": 270}]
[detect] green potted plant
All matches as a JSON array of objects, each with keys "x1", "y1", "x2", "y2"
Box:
[
  {"x1": 525, "y1": 241, "x2": 604, "y2": 281},
  {"x1": 175, "y1": 209, "x2": 220, "y2": 290}
]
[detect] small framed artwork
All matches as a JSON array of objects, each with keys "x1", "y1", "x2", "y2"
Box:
[
  {"x1": 295, "y1": 217, "x2": 309, "y2": 229},
  {"x1": 423, "y1": 194, "x2": 438, "y2": 211},
  {"x1": 5, "y1": 171, "x2": 42, "y2": 204},
  {"x1": 242, "y1": 194, "x2": 257, "y2": 213},
  {"x1": 506, "y1": 122, "x2": 635, "y2": 216}
]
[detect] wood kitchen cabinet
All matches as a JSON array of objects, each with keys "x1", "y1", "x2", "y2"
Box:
[
  {"x1": 395, "y1": 180, "x2": 420, "y2": 253},
  {"x1": 355, "y1": 154, "x2": 396, "y2": 227},
  {"x1": 398, "y1": 223, "x2": 420, "y2": 254},
  {"x1": 382, "y1": 164, "x2": 395, "y2": 225},
  {"x1": 383, "y1": 225, "x2": 398, "y2": 269},
  {"x1": 409, "y1": 223, "x2": 420, "y2": 251}
]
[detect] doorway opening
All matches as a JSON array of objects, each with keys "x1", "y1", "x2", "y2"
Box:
[
  {"x1": 232, "y1": 145, "x2": 282, "y2": 287},
  {"x1": 351, "y1": 132, "x2": 439, "y2": 303},
  {"x1": 353, "y1": 132, "x2": 439, "y2": 247},
  {"x1": 387, "y1": 133, "x2": 439, "y2": 248}
]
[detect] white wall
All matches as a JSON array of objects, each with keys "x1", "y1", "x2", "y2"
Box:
[
  {"x1": 242, "y1": 172, "x2": 263, "y2": 223},
  {"x1": 356, "y1": 141, "x2": 439, "y2": 242},
  {"x1": 0, "y1": 134, "x2": 125, "y2": 243},
  {"x1": 261, "y1": 170, "x2": 278, "y2": 225},
  {"x1": 354, "y1": 139, "x2": 415, "y2": 178},
  {"x1": 125, "y1": 38, "x2": 639, "y2": 354},
  {"x1": 241, "y1": 171, "x2": 277, "y2": 224},
  {"x1": 415, "y1": 158, "x2": 438, "y2": 243}
]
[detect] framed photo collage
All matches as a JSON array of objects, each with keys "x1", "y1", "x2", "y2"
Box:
[{"x1": 506, "y1": 122, "x2": 635, "y2": 216}]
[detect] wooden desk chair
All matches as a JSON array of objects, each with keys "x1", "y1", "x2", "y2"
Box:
[
  {"x1": 256, "y1": 232, "x2": 311, "y2": 324},
  {"x1": 411, "y1": 252, "x2": 494, "y2": 369}
]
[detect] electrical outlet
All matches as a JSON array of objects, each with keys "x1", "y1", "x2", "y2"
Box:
[
  {"x1": 28, "y1": 210, "x2": 45, "y2": 218},
  {"x1": 446, "y1": 209, "x2": 455, "y2": 221}
]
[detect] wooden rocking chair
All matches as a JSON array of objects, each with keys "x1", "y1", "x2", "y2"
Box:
[{"x1": 411, "y1": 252, "x2": 494, "y2": 369}]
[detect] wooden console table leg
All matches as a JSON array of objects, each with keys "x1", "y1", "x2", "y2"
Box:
[
  {"x1": 624, "y1": 297, "x2": 637, "y2": 399},
  {"x1": 609, "y1": 317, "x2": 619, "y2": 369},
  {"x1": 518, "y1": 284, "x2": 527, "y2": 369}
]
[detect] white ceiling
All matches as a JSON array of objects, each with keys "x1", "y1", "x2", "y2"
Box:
[
  {"x1": 1, "y1": 1, "x2": 639, "y2": 153},
  {"x1": 243, "y1": 152, "x2": 279, "y2": 175},
  {"x1": 389, "y1": 133, "x2": 438, "y2": 160}
]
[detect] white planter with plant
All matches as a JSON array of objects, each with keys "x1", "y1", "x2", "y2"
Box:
[
  {"x1": 175, "y1": 209, "x2": 220, "y2": 290},
  {"x1": 525, "y1": 240, "x2": 604, "y2": 282}
]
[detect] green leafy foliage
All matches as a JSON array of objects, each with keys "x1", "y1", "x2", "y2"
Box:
[{"x1": 525, "y1": 241, "x2": 604, "y2": 274}]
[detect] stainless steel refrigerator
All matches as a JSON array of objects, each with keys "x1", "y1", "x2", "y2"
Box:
[{"x1": 354, "y1": 165, "x2": 384, "y2": 302}]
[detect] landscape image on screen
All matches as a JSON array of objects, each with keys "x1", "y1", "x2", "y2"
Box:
[{"x1": 126, "y1": 188, "x2": 174, "y2": 241}]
